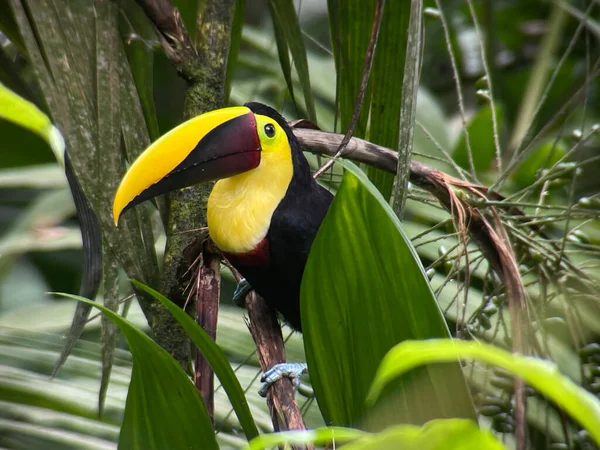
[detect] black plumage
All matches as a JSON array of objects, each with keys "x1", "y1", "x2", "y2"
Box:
[{"x1": 226, "y1": 103, "x2": 333, "y2": 331}]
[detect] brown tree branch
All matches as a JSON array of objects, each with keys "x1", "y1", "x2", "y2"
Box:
[
  {"x1": 226, "y1": 266, "x2": 311, "y2": 450},
  {"x1": 292, "y1": 125, "x2": 528, "y2": 321},
  {"x1": 191, "y1": 239, "x2": 221, "y2": 422},
  {"x1": 134, "y1": 0, "x2": 198, "y2": 74}
]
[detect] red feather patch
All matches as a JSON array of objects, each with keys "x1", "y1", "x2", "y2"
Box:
[{"x1": 223, "y1": 238, "x2": 270, "y2": 268}]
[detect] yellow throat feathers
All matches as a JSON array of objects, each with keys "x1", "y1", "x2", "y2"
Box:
[{"x1": 207, "y1": 114, "x2": 293, "y2": 254}]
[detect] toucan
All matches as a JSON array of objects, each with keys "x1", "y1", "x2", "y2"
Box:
[{"x1": 113, "y1": 102, "x2": 333, "y2": 334}]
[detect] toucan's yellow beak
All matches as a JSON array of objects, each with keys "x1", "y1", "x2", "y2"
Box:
[{"x1": 113, "y1": 106, "x2": 260, "y2": 225}]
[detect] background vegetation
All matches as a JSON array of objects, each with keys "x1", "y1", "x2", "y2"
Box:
[{"x1": 0, "y1": 0, "x2": 599, "y2": 449}]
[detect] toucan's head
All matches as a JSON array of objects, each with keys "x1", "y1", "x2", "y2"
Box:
[{"x1": 113, "y1": 102, "x2": 308, "y2": 225}]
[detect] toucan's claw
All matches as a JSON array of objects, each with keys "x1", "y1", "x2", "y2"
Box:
[
  {"x1": 233, "y1": 278, "x2": 252, "y2": 307},
  {"x1": 258, "y1": 362, "x2": 308, "y2": 398}
]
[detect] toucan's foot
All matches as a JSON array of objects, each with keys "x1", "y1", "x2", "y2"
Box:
[
  {"x1": 233, "y1": 278, "x2": 252, "y2": 307},
  {"x1": 259, "y1": 362, "x2": 308, "y2": 398}
]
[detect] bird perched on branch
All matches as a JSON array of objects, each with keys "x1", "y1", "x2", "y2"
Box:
[{"x1": 113, "y1": 102, "x2": 332, "y2": 389}]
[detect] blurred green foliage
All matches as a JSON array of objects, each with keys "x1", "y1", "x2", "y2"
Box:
[{"x1": 0, "y1": 0, "x2": 600, "y2": 448}]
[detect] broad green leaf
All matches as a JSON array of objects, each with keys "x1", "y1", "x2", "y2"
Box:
[
  {"x1": 0, "y1": 324, "x2": 270, "y2": 447},
  {"x1": 0, "y1": 401, "x2": 120, "y2": 443},
  {"x1": 301, "y1": 161, "x2": 476, "y2": 428},
  {"x1": 452, "y1": 105, "x2": 504, "y2": 173},
  {"x1": 0, "y1": 86, "x2": 97, "y2": 376},
  {"x1": 367, "y1": 1, "x2": 411, "y2": 198},
  {"x1": 11, "y1": 0, "x2": 161, "y2": 381},
  {"x1": 341, "y1": 419, "x2": 505, "y2": 450},
  {"x1": 0, "y1": 82, "x2": 65, "y2": 161},
  {"x1": 327, "y1": 0, "x2": 373, "y2": 135},
  {"x1": 269, "y1": 14, "x2": 295, "y2": 107},
  {"x1": 268, "y1": 0, "x2": 317, "y2": 122},
  {"x1": 94, "y1": 0, "x2": 122, "y2": 417},
  {"x1": 0, "y1": 373, "x2": 104, "y2": 423},
  {"x1": 8, "y1": 0, "x2": 66, "y2": 133},
  {"x1": 246, "y1": 427, "x2": 366, "y2": 450},
  {"x1": 245, "y1": 420, "x2": 504, "y2": 450},
  {"x1": 0, "y1": 418, "x2": 117, "y2": 450},
  {"x1": 132, "y1": 280, "x2": 260, "y2": 442},
  {"x1": 10, "y1": 0, "x2": 160, "y2": 287},
  {"x1": 115, "y1": 39, "x2": 162, "y2": 275},
  {"x1": 58, "y1": 294, "x2": 218, "y2": 450},
  {"x1": 0, "y1": 164, "x2": 65, "y2": 188},
  {"x1": 99, "y1": 251, "x2": 120, "y2": 417},
  {"x1": 119, "y1": 1, "x2": 161, "y2": 141},
  {"x1": 0, "y1": 119, "x2": 55, "y2": 168},
  {"x1": 367, "y1": 339, "x2": 600, "y2": 446}
]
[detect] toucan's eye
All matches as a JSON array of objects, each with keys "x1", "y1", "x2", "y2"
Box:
[{"x1": 264, "y1": 123, "x2": 276, "y2": 138}]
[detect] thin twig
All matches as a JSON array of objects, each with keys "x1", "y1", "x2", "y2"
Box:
[
  {"x1": 134, "y1": 0, "x2": 198, "y2": 74},
  {"x1": 493, "y1": 57, "x2": 600, "y2": 191},
  {"x1": 466, "y1": 0, "x2": 502, "y2": 173},
  {"x1": 434, "y1": 0, "x2": 479, "y2": 182}
]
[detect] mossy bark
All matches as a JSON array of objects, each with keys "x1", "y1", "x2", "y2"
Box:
[{"x1": 158, "y1": 0, "x2": 236, "y2": 367}]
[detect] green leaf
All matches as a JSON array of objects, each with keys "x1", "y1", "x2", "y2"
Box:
[
  {"x1": 367, "y1": 0, "x2": 411, "y2": 198},
  {"x1": 119, "y1": 1, "x2": 161, "y2": 142},
  {"x1": 245, "y1": 420, "x2": 504, "y2": 450},
  {"x1": 367, "y1": 339, "x2": 600, "y2": 447},
  {"x1": 94, "y1": 0, "x2": 122, "y2": 417},
  {"x1": 99, "y1": 251, "x2": 120, "y2": 418},
  {"x1": 511, "y1": 139, "x2": 568, "y2": 187},
  {"x1": 301, "y1": 160, "x2": 476, "y2": 428},
  {"x1": 0, "y1": 164, "x2": 65, "y2": 188},
  {"x1": 0, "y1": 82, "x2": 64, "y2": 161},
  {"x1": 131, "y1": 280, "x2": 260, "y2": 442},
  {"x1": 171, "y1": 0, "x2": 197, "y2": 42},
  {"x1": 52, "y1": 155, "x2": 102, "y2": 379},
  {"x1": 0, "y1": 418, "x2": 117, "y2": 449},
  {"x1": 0, "y1": 189, "x2": 76, "y2": 283},
  {"x1": 268, "y1": 0, "x2": 317, "y2": 122},
  {"x1": 57, "y1": 293, "x2": 218, "y2": 450},
  {"x1": 246, "y1": 427, "x2": 366, "y2": 450},
  {"x1": 390, "y1": 0, "x2": 423, "y2": 214},
  {"x1": 452, "y1": 105, "x2": 504, "y2": 173},
  {"x1": 226, "y1": 0, "x2": 245, "y2": 104},
  {"x1": 0, "y1": 0, "x2": 25, "y2": 52},
  {"x1": 0, "y1": 374, "x2": 103, "y2": 423},
  {"x1": 11, "y1": 0, "x2": 160, "y2": 288},
  {"x1": 269, "y1": 12, "x2": 295, "y2": 106},
  {"x1": 327, "y1": 0, "x2": 373, "y2": 135},
  {"x1": 341, "y1": 419, "x2": 505, "y2": 450}
]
